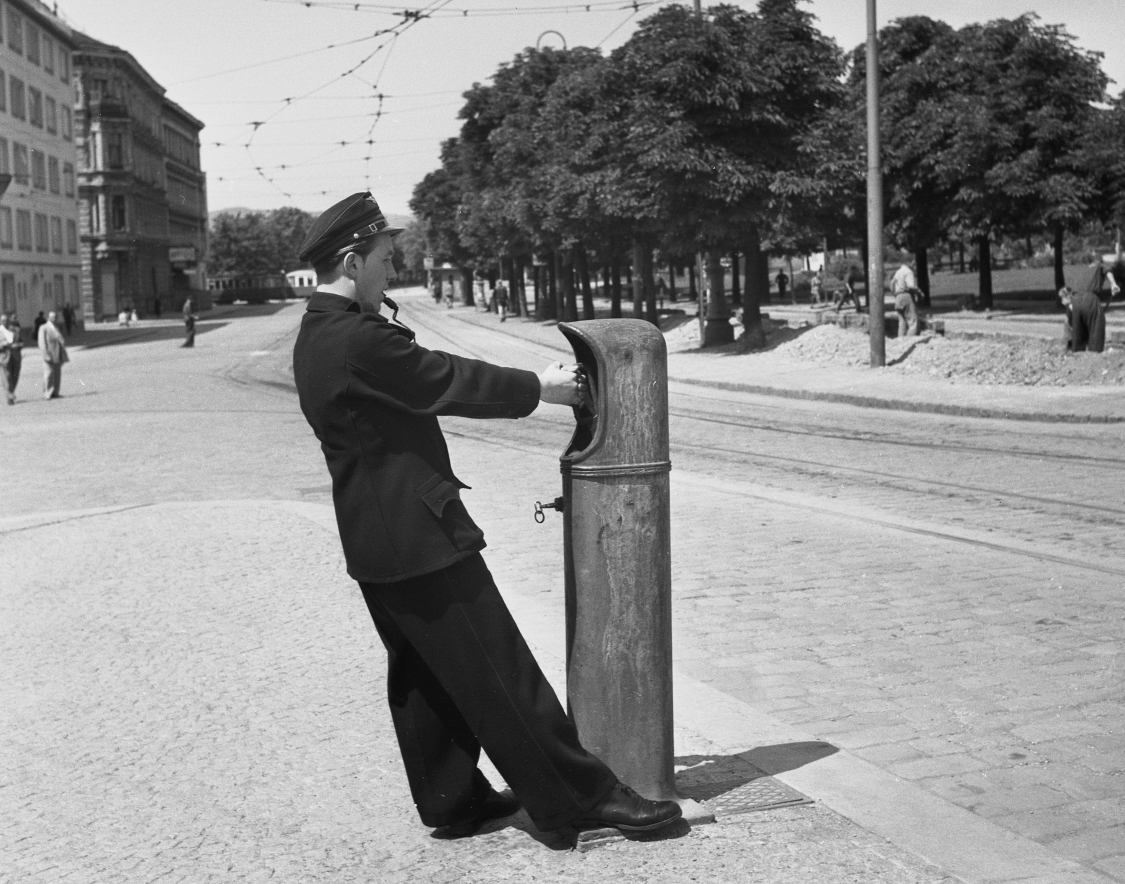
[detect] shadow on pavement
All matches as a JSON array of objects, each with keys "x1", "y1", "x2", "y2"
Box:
[{"x1": 739, "y1": 740, "x2": 838, "y2": 775}]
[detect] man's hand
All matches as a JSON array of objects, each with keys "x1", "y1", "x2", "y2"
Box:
[{"x1": 538, "y1": 362, "x2": 586, "y2": 406}]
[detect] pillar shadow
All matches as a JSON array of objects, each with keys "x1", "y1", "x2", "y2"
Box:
[
  {"x1": 74, "y1": 321, "x2": 229, "y2": 350},
  {"x1": 675, "y1": 741, "x2": 838, "y2": 802}
]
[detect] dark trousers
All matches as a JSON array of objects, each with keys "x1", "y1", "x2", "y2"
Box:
[
  {"x1": 360, "y1": 553, "x2": 617, "y2": 831},
  {"x1": 4, "y1": 351, "x2": 20, "y2": 396},
  {"x1": 1068, "y1": 292, "x2": 1105, "y2": 352}
]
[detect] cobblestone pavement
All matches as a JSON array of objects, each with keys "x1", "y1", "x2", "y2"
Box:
[{"x1": 2, "y1": 292, "x2": 1122, "y2": 882}]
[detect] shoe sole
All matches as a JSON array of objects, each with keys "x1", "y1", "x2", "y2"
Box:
[{"x1": 575, "y1": 808, "x2": 683, "y2": 833}]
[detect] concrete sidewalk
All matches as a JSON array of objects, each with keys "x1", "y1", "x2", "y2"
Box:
[
  {"x1": 432, "y1": 294, "x2": 1125, "y2": 423},
  {"x1": 4, "y1": 499, "x2": 1108, "y2": 884}
]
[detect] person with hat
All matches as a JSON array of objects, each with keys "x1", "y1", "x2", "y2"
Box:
[{"x1": 291, "y1": 193, "x2": 682, "y2": 840}]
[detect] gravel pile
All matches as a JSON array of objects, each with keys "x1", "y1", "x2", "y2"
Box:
[{"x1": 663, "y1": 317, "x2": 1125, "y2": 386}]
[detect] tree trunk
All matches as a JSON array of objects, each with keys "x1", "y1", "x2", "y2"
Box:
[
  {"x1": 741, "y1": 231, "x2": 767, "y2": 349},
  {"x1": 688, "y1": 263, "x2": 697, "y2": 301},
  {"x1": 461, "y1": 267, "x2": 474, "y2": 307},
  {"x1": 561, "y1": 249, "x2": 578, "y2": 322},
  {"x1": 730, "y1": 251, "x2": 741, "y2": 306},
  {"x1": 544, "y1": 251, "x2": 558, "y2": 321},
  {"x1": 958, "y1": 241, "x2": 965, "y2": 275},
  {"x1": 631, "y1": 240, "x2": 645, "y2": 320},
  {"x1": 639, "y1": 244, "x2": 657, "y2": 325},
  {"x1": 1053, "y1": 226, "x2": 1066, "y2": 292},
  {"x1": 668, "y1": 263, "x2": 677, "y2": 302},
  {"x1": 511, "y1": 258, "x2": 523, "y2": 316},
  {"x1": 610, "y1": 256, "x2": 622, "y2": 318},
  {"x1": 914, "y1": 247, "x2": 930, "y2": 308},
  {"x1": 601, "y1": 265, "x2": 611, "y2": 307},
  {"x1": 533, "y1": 262, "x2": 542, "y2": 318},
  {"x1": 577, "y1": 247, "x2": 595, "y2": 319},
  {"x1": 977, "y1": 236, "x2": 993, "y2": 310}
]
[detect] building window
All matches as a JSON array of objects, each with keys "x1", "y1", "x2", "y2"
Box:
[
  {"x1": 53, "y1": 274, "x2": 64, "y2": 306},
  {"x1": 25, "y1": 21, "x2": 39, "y2": 65},
  {"x1": 69, "y1": 275, "x2": 79, "y2": 307},
  {"x1": 28, "y1": 86, "x2": 42, "y2": 128},
  {"x1": 0, "y1": 207, "x2": 12, "y2": 248},
  {"x1": 48, "y1": 155, "x2": 59, "y2": 193},
  {"x1": 1, "y1": 276, "x2": 14, "y2": 314},
  {"x1": 10, "y1": 76, "x2": 25, "y2": 120},
  {"x1": 89, "y1": 199, "x2": 100, "y2": 234},
  {"x1": 0, "y1": 137, "x2": 8, "y2": 175},
  {"x1": 60, "y1": 105, "x2": 72, "y2": 140},
  {"x1": 6, "y1": 8, "x2": 22, "y2": 55},
  {"x1": 59, "y1": 49, "x2": 70, "y2": 84},
  {"x1": 63, "y1": 161, "x2": 74, "y2": 197},
  {"x1": 12, "y1": 142, "x2": 29, "y2": 185},
  {"x1": 66, "y1": 219, "x2": 77, "y2": 253},
  {"x1": 106, "y1": 132, "x2": 124, "y2": 169},
  {"x1": 111, "y1": 195, "x2": 126, "y2": 231},
  {"x1": 50, "y1": 216, "x2": 62, "y2": 253},
  {"x1": 34, "y1": 213, "x2": 49, "y2": 252},
  {"x1": 15, "y1": 210, "x2": 32, "y2": 250},
  {"x1": 42, "y1": 36, "x2": 54, "y2": 74},
  {"x1": 45, "y1": 95, "x2": 56, "y2": 133},
  {"x1": 0, "y1": 70, "x2": 6, "y2": 113},
  {"x1": 30, "y1": 149, "x2": 46, "y2": 189}
]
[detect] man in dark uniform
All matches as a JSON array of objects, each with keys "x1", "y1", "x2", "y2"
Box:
[
  {"x1": 291, "y1": 193, "x2": 681, "y2": 839},
  {"x1": 1060, "y1": 286, "x2": 1106, "y2": 352}
]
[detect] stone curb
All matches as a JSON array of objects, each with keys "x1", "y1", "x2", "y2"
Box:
[{"x1": 669, "y1": 376, "x2": 1125, "y2": 424}]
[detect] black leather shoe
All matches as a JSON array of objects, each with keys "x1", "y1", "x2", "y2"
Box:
[
  {"x1": 441, "y1": 789, "x2": 521, "y2": 838},
  {"x1": 573, "y1": 782, "x2": 682, "y2": 833}
]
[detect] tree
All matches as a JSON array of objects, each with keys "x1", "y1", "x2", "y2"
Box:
[
  {"x1": 931, "y1": 16, "x2": 1108, "y2": 307},
  {"x1": 207, "y1": 207, "x2": 316, "y2": 277}
]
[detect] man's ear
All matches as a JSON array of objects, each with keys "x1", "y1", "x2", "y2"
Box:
[{"x1": 342, "y1": 251, "x2": 362, "y2": 278}]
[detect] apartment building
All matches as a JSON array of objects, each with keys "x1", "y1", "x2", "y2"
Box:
[
  {"x1": 0, "y1": 0, "x2": 81, "y2": 330},
  {"x1": 73, "y1": 32, "x2": 206, "y2": 320}
]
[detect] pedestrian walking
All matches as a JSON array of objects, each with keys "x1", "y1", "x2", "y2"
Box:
[
  {"x1": 37, "y1": 310, "x2": 68, "y2": 399},
  {"x1": 495, "y1": 279, "x2": 509, "y2": 322},
  {"x1": 62, "y1": 305, "x2": 75, "y2": 335},
  {"x1": 775, "y1": 269, "x2": 789, "y2": 303},
  {"x1": 182, "y1": 297, "x2": 196, "y2": 348},
  {"x1": 834, "y1": 264, "x2": 863, "y2": 313},
  {"x1": 889, "y1": 260, "x2": 920, "y2": 337},
  {"x1": 32, "y1": 310, "x2": 46, "y2": 341},
  {"x1": 812, "y1": 267, "x2": 827, "y2": 306},
  {"x1": 1060, "y1": 286, "x2": 1105, "y2": 353},
  {"x1": 0, "y1": 313, "x2": 22, "y2": 404},
  {"x1": 292, "y1": 192, "x2": 682, "y2": 840}
]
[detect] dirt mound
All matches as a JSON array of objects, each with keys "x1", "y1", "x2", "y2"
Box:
[{"x1": 664, "y1": 317, "x2": 1125, "y2": 386}]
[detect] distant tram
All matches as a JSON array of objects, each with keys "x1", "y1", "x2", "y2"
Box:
[{"x1": 207, "y1": 273, "x2": 294, "y2": 305}]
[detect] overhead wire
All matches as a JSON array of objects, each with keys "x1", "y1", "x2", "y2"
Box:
[{"x1": 211, "y1": 0, "x2": 666, "y2": 204}]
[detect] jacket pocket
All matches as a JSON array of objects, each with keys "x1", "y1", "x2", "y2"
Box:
[{"x1": 417, "y1": 475, "x2": 465, "y2": 518}]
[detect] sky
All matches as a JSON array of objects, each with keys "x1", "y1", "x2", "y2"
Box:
[{"x1": 52, "y1": 0, "x2": 1125, "y2": 219}]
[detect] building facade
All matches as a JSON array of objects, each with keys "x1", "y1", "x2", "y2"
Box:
[
  {"x1": 0, "y1": 0, "x2": 81, "y2": 330},
  {"x1": 73, "y1": 33, "x2": 206, "y2": 320}
]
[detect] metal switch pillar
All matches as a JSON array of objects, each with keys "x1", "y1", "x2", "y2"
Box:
[{"x1": 557, "y1": 319, "x2": 683, "y2": 806}]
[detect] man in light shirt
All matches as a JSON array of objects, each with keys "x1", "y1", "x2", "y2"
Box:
[
  {"x1": 889, "y1": 260, "x2": 920, "y2": 337},
  {"x1": 37, "y1": 310, "x2": 68, "y2": 400}
]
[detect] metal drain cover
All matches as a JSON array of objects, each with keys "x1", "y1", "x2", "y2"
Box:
[
  {"x1": 676, "y1": 754, "x2": 812, "y2": 818},
  {"x1": 703, "y1": 775, "x2": 812, "y2": 816}
]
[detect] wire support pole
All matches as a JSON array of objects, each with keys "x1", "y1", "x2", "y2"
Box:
[{"x1": 866, "y1": 0, "x2": 886, "y2": 368}]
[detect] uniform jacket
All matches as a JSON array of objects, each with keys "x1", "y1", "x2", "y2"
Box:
[{"x1": 293, "y1": 292, "x2": 540, "y2": 583}]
